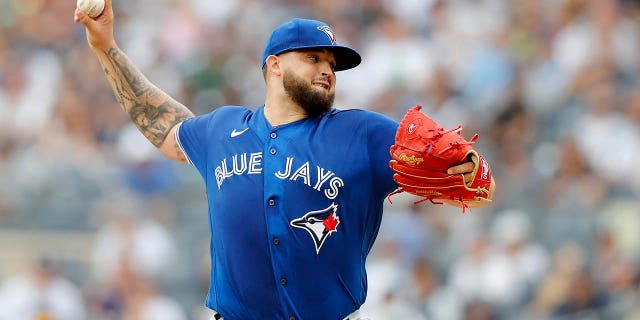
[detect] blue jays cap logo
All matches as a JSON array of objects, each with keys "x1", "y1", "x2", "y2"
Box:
[
  {"x1": 290, "y1": 203, "x2": 340, "y2": 254},
  {"x1": 262, "y1": 18, "x2": 361, "y2": 71},
  {"x1": 317, "y1": 26, "x2": 337, "y2": 45}
]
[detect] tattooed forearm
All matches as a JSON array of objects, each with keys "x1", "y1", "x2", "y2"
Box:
[
  {"x1": 98, "y1": 47, "x2": 194, "y2": 148},
  {"x1": 129, "y1": 99, "x2": 191, "y2": 147},
  {"x1": 106, "y1": 48, "x2": 148, "y2": 97}
]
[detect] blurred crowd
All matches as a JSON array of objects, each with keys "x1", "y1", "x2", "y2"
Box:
[{"x1": 1, "y1": 0, "x2": 640, "y2": 319}]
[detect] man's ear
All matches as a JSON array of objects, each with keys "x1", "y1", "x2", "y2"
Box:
[{"x1": 265, "y1": 55, "x2": 281, "y2": 76}]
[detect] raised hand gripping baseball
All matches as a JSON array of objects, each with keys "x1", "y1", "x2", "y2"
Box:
[
  {"x1": 74, "y1": 0, "x2": 115, "y2": 51},
  {"x1": 388, "y1": 105, "x2": 495, "y2": 212},
  {"x1": 74, "y1": 0, "x2": 194, "y2": 162}
]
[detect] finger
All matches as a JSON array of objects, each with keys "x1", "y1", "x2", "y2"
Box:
[
  {"x1": 463, "y1": 172, "x2": 473, "y2": 184},
  {"x1": 447, "y1": 161, "x2": 474, "y2": 175},
  {"x1": 75, "y1": 7, "x2": 94, "y2": 26},
  {"x1": 74, "y1": 8, "x2": 82, "y2": 22}
]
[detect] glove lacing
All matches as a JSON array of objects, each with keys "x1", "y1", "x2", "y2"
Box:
[
  {"x1": 387, "y1": 188, "x2": 471, "y2": 213},
  {"x1": 415, "y1": 125, "x2": 478, "y2": 157}
]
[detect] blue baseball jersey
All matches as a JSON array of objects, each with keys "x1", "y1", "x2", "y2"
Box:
[{"x1": 176, "y1": 105, "x2": 398, "y2": 319}]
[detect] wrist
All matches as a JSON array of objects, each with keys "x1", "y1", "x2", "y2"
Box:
[{"x1": 90, "y1": 41, "x2": 117, "y2": 53}]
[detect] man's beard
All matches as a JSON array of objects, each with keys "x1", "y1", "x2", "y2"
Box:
[{"x1": 283, "y1": 69, "x2": 334, "y2": 118}]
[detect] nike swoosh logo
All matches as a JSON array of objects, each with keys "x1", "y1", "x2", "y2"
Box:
[{"x1": 230, "y1": 128, "x2": 249, "y2": 138}]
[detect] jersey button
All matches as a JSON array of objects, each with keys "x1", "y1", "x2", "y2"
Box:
[
  {"x1": 270, "y1": 148, "x2": 276, "y2": 155},
  {"x1": 268, "y1": 199, "x2": 275, "y2": 206},
  {"x1": 280, "y1": 278, "x2": 287, "y2": 286},
  {"x1": 273, "y1": 237, "x2": 280, "y2": 245},
  {"x1": 270, "y1": 132, "x2": 277, "y2": 139}
]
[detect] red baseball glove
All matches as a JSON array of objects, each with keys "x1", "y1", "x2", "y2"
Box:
[{"x1": 388, "y1": 105, "x2": 493, "y2": 212}]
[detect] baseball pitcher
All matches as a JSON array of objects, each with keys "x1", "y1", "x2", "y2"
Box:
[{"x1": 75, "y1": 1, "x2": 495, "y2": 319}]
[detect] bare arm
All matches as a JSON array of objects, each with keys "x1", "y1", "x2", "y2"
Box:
[
  {"x1": 97, "y1": 47, "x2": 193, "y2": 161},
  {"x1": 75, "y1": 0, "x2": 193, "y2": 162}
]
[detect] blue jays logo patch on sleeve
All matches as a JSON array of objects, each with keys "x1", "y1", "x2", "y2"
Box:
[{"x1": 290, "y1": 203, "x2": 340, "y2": 254}]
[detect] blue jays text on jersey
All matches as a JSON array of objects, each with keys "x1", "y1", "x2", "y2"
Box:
[
  {"x1": 214, "y1": 153, "x2": 345, "y2": 199},
  {"x1": 176, "y1": 105, "x2": 398, "y2": 320}
]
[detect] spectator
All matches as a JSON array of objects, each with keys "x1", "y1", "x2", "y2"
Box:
[
  {"x1": 0, "y1": 258, "x2": 86, "y2": 320},
  {"x1": 1, "y1": 0, "x2": 640, "y2": 318},
  {"x1": 90, "y1": 194, "x2": 178, "y2": 284}
]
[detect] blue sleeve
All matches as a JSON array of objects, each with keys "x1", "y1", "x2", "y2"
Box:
[
  {"x1": 366, "y1": 112, "x2": 399, "y2": 199},
  {"x1": 176, "y1": 113, "x2": 214, "y2": 177}
]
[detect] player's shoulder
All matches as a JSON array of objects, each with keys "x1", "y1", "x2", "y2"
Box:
[
  {"x1": 181, "y1": 105, "x2": 254, "y2": 133},
  {"x1": 327, "y1": 107, "x2": 398, "y2": 125},
  {"x1": 190, "y1": 105, "x2": 253, "y2": 123},
  {"x1": 203, "y1": 105, "x2": 252, "y2": 118}
]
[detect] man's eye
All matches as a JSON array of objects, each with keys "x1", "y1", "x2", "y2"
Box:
[{"x1": 308, "y1": 55, "x2": 318, "y2": 62}]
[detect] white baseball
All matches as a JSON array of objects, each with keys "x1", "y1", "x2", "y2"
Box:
[{"x1": 77, "y1": 0, "x2": 105, "y2": 18}]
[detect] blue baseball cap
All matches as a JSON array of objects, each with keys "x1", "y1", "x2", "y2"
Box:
[{"x1": 261, "y1": 18, "x2": 362, "y2": 72}]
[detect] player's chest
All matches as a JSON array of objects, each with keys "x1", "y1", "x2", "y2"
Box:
[{"x1": 208, "y1": 130, "x2": 369, "y2": 196}]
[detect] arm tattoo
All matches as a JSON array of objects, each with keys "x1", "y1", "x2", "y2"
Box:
[
  {"x1": 128, "y1": 99, "x2": 187, "y2": 147},
  {"x1": 101, "y1": 48, "x2": 194, "y2": 148},
  {"x1": 172, "y1": 140, "x2": 188, "y2": 162},
  {"x1": 107, "y1": 48, "x2": 148, "y2": 97}
]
